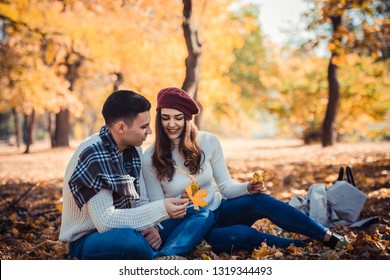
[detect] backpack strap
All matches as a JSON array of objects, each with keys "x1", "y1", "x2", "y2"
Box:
[
  {"x1": 346, "y1": 166, "x2": 356, "y2": 187},
  {"x1": 337, "y1": 166, "x2": 344, "y2": 181}
]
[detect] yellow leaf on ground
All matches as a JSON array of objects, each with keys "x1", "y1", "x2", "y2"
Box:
[
  {"x1": 9, "y1": 213, "x2": 17, "y2": 222},
  {"x1": 56, "y1": 204, "x2": 63, "y2": 213},
  {"x1": 251, "y1": 242, "x2": 271, "y2": 259}
]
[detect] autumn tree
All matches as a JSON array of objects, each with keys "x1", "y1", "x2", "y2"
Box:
[
  {"x1": 227, "y1": 4, "x2": 268, "y2": 116},
  {"x1": 0, "y1": 4, "x2": 74, "y2": 152},
  {"x1": 184, "y1": 0, "x2": 258, "y2": 133},
  {"x1": 263, "y1": 49, "x2": 389, "y2": 143},
  {"x1": 1, "y1": 0, "x2": 258, "y2": 146},
  {"x1": 305, "y1": 0, "x2": 390, "y2": 146},
  {"x1": 182, "y1": 0, "x2": 203, "y2": 128},
  {"x1": 0, "y1": 1, "x2": 86, "y2": 151},
  {"x1": 265, "y1": 50, "x2": 329, "y2": 142}
]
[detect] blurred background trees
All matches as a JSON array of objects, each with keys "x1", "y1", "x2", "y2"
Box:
[
  {"x1": 304, "y1": 0, "x2": 390, "y2": 146},
  {"x1": 0, "y1": 0, "x2": 389, "y2": 153}
]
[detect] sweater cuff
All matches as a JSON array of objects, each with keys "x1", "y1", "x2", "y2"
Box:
[
  {"x1": 151, "y1": 199, "x2": 170, "y2": 223},
  {"x1": 239, "y1": 182, "x2": 251, "y2": 196}
]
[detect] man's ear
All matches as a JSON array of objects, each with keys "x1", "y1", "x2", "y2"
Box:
[{"x1": 114, "y1": 121, "x2": 126, "y2": 135}]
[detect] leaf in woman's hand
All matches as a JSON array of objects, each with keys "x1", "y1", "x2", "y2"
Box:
[
  {"x1": 252, "y1": 172, "x2": 262, "y2": 183},
  {"x1": 252, "y1": 170, "x2": 274, "y2": 185}
]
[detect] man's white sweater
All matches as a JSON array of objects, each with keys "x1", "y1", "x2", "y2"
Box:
[{"x1": 59, "y1": 134, "x2": 169, "y2": 243}]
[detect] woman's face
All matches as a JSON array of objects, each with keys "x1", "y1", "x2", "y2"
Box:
[{"x1": 160, "y1": 108, "x2": 185, "y2": 142}]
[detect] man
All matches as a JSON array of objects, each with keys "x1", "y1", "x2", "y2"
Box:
[{"x1": 59, "y1": 90, "x2": 212, "y2": 259}]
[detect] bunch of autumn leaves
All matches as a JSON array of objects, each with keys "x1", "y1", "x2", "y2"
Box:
[{"x1": 177, "y1": 167, "x2": 273, "y2": 210}]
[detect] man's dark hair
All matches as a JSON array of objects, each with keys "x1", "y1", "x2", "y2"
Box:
[{"x1": 102, "y1": 90, "x2": 151, "y2": 126}]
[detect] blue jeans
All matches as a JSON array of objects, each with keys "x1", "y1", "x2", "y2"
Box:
[
  {"x1": 205, "y1": 194, "x2": 328, "y2": 253},
  {"x1": 69, "y1": 206, "x2": 213, "y2": 260}
]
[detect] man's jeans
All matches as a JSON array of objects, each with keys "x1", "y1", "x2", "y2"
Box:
[
  {"x1": 205, "y1": 194, "x2": 328, "y2": 253},
  {"x1": 69, "y1": 206, "x2": 213, "y2": 259}
]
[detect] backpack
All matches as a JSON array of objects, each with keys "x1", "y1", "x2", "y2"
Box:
[{"x1": 289, "y1": 166, "x2": 376, "y2": 228}]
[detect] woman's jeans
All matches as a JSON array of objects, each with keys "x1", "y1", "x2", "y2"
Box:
[
  {"x1": 205, "y1": 194, "x2": 328, "y2": 253},
  {"x1": 69, "y1": 206, "x2": 213, "y2": 260}
]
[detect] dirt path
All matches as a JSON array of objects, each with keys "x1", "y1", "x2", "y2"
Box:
[{"x1": 1, "y1": 139, "x2": 389, "y2": 183}]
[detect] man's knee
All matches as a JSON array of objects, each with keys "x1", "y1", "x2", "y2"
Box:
[{"x1": 111, "y1": 228, "x2": 153, "y2": 259}]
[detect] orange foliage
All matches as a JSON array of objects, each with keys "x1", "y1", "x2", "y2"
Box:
[{"x1": 185, "y1": 181, "x2": 208, "y2": 210}]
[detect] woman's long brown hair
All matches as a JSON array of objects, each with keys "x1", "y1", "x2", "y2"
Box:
[{"x1": 152, "y1": 110, "x2": 204, "y2": 181}]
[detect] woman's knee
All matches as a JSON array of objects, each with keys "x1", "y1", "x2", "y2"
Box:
[
  {"x1": 250, "y1": 194, "x2": 286, "y2": 211},
  {"x1": 188, "y1": 207, "x2": 214, "y2": 224}
]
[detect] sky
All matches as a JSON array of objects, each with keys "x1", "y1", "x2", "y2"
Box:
[{"x1": 252, "y1": 0, "x2": 309, "y2": 45}]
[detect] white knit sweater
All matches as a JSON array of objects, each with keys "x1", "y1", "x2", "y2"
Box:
[
  {"x1": 143, "y1": 131, "x2": 249, "y2": 211},
  {"x1": 59, "y1": 133, "x2": 169, "y2": 243}
]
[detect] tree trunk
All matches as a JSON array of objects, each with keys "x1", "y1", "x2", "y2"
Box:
[
  {"x1": 112, "y1": 72, "x2": 124, "y2": 91},
  {"x1": 12, "y1": 108, "x2": 20, "y2": 148},
  {"x1": 23, "y1": 110, "x2": 35, "y2": 154},
  {"x1": 322, "y1": 59, "x2": 340, "y2": 147},
  {"x1": 53, "y1": 44, "x2": 84, "y2": 147},
  {"x1": 322, "y1": 15, "x2": 342, "y2": 147},
  {"x1": 182, "y1": 0, "x2": 203, "y2": 129},
  {"x1": 48, "y1": 112, "x2": 55, "y2": 147},
  {"x1": 53, "y1": 109, "x2": 70, "y2": 147}
]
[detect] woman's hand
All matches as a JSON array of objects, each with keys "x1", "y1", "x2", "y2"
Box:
[
  {"x1": 247, "y1": 182, "x2": 267, "y2": 194},
  {"x1": 141, "y1": 227, "x2": 162, "y2": 250},
  {"x1": 164, "y1": 197, "x2": 189, "y2": 218}
]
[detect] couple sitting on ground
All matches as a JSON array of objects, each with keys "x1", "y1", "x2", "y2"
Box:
[{"x1": 59, "y1": 87, "x2": 349, "y2": 260}]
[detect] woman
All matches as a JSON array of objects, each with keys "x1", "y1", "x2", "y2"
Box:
[{"x1": 143, "y1": 87, "x2": 348, "y2": 254}]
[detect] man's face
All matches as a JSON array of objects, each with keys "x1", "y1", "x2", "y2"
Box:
[{"x1": 119, "y1": 111, "x2": 152, "y2": 149}]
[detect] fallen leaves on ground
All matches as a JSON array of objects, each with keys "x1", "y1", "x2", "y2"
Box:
[
  {"x1": 0, "y1": 179, "x2": 67, "y2": 259},
  {"x1": 0, "y1": 141, "x2": 389, "y2": 259}
]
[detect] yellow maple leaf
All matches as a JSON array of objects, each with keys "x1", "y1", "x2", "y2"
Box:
[
  {"x1": 175, "y1": 166, "x2": 208, "y2": 210},
  {"x1": 252, "y1": 172, "x2": 262, "y2": 183},
  {"x1": 252, "y1": 170, "x2": 274, "y2": 184},
  {"x1": 185, "y1": 181, "x2": 208, "y2": 210}
]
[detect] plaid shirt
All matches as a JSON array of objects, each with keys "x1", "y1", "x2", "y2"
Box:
[{"x1": 69, "y1": 125, "x2": 141, "y2": 209}]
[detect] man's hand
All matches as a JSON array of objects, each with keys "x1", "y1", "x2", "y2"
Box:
[
  {"x1": 141, "y1": 227, "x2": 162, "y2": 250},
  {"x1": 181, "y1": 189, "x2": 189, "y2": 199},
  {"x1": 180, "y1": 190, "x2": 194, "y2": 205},
  {"x1": 247, "y1": 182, "x2": 267, "y2": 194},
  {"x1": 164, "y1": 197, "x2": 189, "y2": 218}
]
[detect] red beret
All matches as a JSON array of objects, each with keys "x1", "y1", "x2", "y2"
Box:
[{"x1": 156, "y1": 87, "x2": 199, "y2": 120}]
